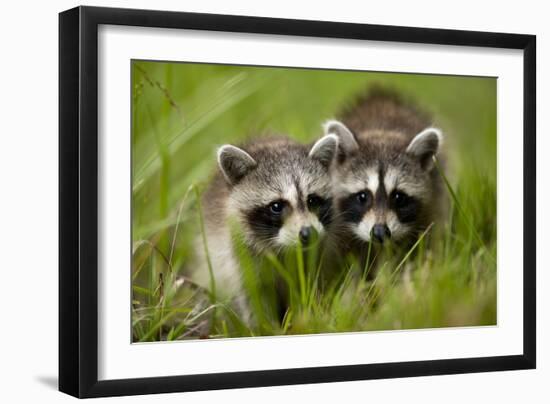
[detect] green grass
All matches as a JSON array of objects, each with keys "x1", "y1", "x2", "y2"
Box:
[{"x1": 131, "y1": 61, "x2": 497, "y2": 342}]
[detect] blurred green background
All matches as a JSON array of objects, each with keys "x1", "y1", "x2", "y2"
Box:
[{"x1": 131, "y1": 60, "x2": 496, "y2": 341}]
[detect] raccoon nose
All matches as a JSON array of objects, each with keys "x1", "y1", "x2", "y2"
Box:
[
  {"x1": 299, "y1": 226, "x2": 313, "y2": 244},
  {"x1": 372, "y1": 224, "x2": 391, "y2": 243}
]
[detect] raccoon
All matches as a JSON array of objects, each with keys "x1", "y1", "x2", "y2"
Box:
[
  {"x1": 190, "y1": 134, "x2": 338, "y2": 324},
  {"x1": 323, "y1": 87, "x2": 444, "y2": 258}
]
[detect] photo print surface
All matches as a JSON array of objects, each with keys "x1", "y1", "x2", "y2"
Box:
[{"x1": 131, "y1": 60, "x2": 497, "y2": 342}]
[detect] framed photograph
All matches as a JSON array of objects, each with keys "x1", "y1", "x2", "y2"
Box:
[{"x1": 59, "y1": 6, "x2": 536, "y2": 398}]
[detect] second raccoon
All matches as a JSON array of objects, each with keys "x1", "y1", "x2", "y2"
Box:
[{"x1": 323, "y1": 87, "x2": 444, "y2": 259}]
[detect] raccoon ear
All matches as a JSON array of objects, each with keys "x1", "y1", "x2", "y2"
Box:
[
  {"x1": 323, "y1": 120, "x2": 359, "y2": 158},
  {"x1": 406, "y1": 127, "x2": 443, "y2": 170},
  {"x1": 309, "y1": 134, "x2": 338, "y2": 168},
  {"x1": 217, "y1": 145, "x2": 257, "y2": 185}
]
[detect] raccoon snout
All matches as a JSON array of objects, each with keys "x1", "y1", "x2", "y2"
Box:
[
  {"x1": 299, "y1": 226, "x2": 313, "y2": 244},
  {"x1": 372, "y1": 224, "x2": 391, "y2": 243}
]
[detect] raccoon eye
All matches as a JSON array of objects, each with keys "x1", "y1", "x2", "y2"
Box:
[
  {"x1": 269, "y1": 200, "x2": 285, "y2": 214},
  {"x1": 356, "y1": 191, "x2": 370, "y2": 204},
  {"x1": 307, "y1": 194, "x2": 324, "y2": 209},
  {"x1": 392, "y1": 191, "x2": 410, "y2": 208}
]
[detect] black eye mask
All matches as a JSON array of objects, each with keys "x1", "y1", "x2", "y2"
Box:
[
  {"x1": 307, "y1": 194, "x2": 333, "y2": 227},
  {"x1": 389, "y1": 191, "x2": 420, "y2": 224},
  {"x1": 245, "y1": 201, "x2": 287, "y2": 242},
  {"x1": 339, "y1": 190, "x2": 374, "y2": 224}
]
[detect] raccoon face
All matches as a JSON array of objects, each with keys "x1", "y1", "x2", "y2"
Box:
[
  {"x1": 325, "y1": 120, "x2": 442, "y2": 244},
  {"x1": 217, "y1": 135, "x2": 338, "y2": 252}
]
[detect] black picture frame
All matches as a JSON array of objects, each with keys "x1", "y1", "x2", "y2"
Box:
[{"x1": 59, "y1": 5, "x2": 536, "y2": 398}]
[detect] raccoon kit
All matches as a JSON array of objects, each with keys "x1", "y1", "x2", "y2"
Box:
[
  {"x1": 324, "y1": 87, "x2": 444, "y2": 261},
  {"x1": 191, "y1": 134, "x2": 338, "y2": 322}
]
